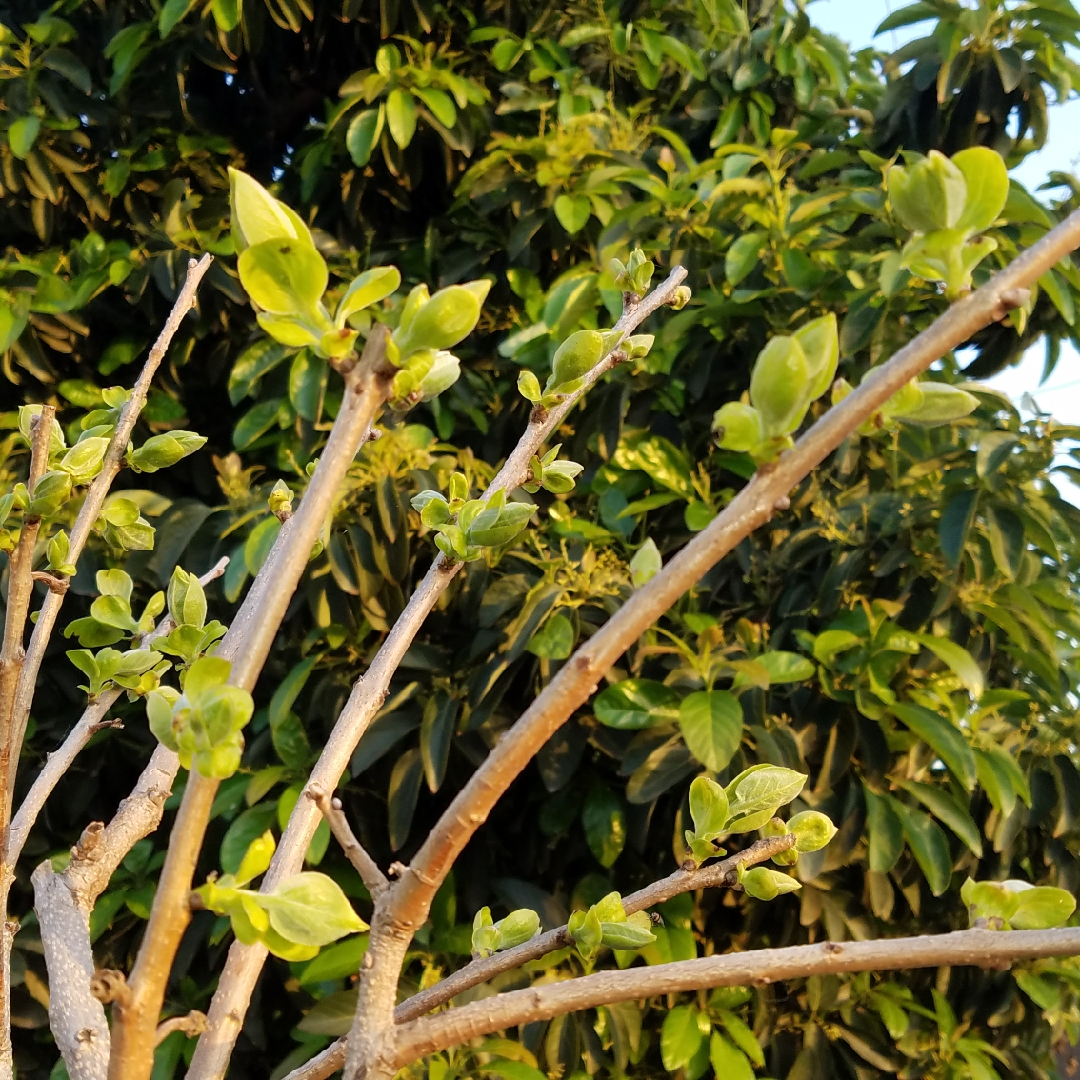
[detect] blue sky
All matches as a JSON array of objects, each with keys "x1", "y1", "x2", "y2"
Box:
[{"x1": 810, "y1": 0, "x2": 1080, "y2": 438}]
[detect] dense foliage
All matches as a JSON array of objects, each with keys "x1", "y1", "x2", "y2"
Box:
[{"x1": 6, "y1": 0, "x2": 1080, "y2": 1077}]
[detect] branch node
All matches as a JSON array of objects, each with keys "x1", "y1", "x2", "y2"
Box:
[
  {"x1": 306, "y1": 782, "x2": 389, "y2": 895},
  {"x1": 155, "y1": 1010, "x2": 207, "y2": 1046},
  {"x1": 71, "y1": 821, "x2": 105, "y2": 864},
  {"x1": 30, "y1": 572, "x2": 70, "y2": 594},
  {"x1": 388, "y1": 861, "x2": 407, "y2": 879},
  {"x1": 90, "y1": 969, "x2": 131, "y2": 1006},
  {"x1": 823, "y1": 941, "x2": 843, "y2": 955},
  {"x1": 773, "y1": 495, "x2": 791, "y2": 511}
]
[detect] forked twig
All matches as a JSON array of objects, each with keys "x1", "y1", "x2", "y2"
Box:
[{"x1": 307, "y1": 784, "x2": 388, "y2": 897}]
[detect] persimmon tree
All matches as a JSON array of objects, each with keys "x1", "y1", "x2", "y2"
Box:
[
  {"x1": 7, "y1": 1, "x2": 1080, "y2": 1079},
  {"x1": 0, "y1": 142, "x2": 1080, "y2": 1080}
]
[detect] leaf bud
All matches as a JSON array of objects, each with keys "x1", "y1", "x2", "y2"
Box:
[
  {"x1": 395, "y1": 282, "x2": 488, "y2": 357},
  {"x1": 669, "y1": 285, "x2": 691, "y2": 310},
  {"x1": 269, "y1": 479, "x2": 294, "y2": 520},
  {"x1": 887, "y1": 150, "x2": 967, "y2": 233},
  {"x1": 419, "y1": 350, "x2": 461, "y2": 400},
  {"x1": 540, "y1": 459, "x2": 583, "y2": 494},
  {"x1": 740, "y1": 866, "x2": 802, "y2": 901},
  {"x1": 550, "y1": 330, "x2": 604, "y2": 388},
  {"x1": 629, "y1": 537, "x2": 662, "y2": 589},
  {"x1": 625, "y1": 333, "x2": 654, "y2": 359},
  {"x1": 28, "y1": 470, "x2": 72, "y2": 517},
  {"x1": 712, "y1": 401, "x2": 763, "y2": 454},
  {"x1": 749, "y1": 336, "x2": 811, "y2": 437},
  {"x1": 889, "y1": 383, "x2": 978, "y2": 427},
  {"x1": 129, "y1": 431, "x2": 207, "y2": 474},
  {"x1": 495, "y1": 908, "x2": 540, "y2": 950},
  {"x1": 59, "y1": 437, "x2": 110, "y2": 486},
  {"x1": 792, "y1": 314, "x2": 839, "y2": 401},
  {"x1": 787, "y1": 810, "x2": 838, "y2": 852},
  {"x1": 517, "y1": 370, "x2": 542, "y2": 403},
  {"x1": 689, "y1": 775, "x2": 729, "y2": 841}
]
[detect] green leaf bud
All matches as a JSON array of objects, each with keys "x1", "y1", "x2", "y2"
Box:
[
  {"x1": 725, "y1": 765, "x2": 807, "y2": 833},
  {"x1": 740, "y1": 866, "x2": 801, "y2": 901},
  {"x1": 146, "y1": 686, "x2": 181, "y2": 751},
  {"x1": 625, "y1": 334, "x2": 654, "y2": 359},
  {"x1": 129, "y1": 431, "x2": 207, "y2": 474},
  {"x1": 268, "y1": 479, "x2": 294, "y2": 519},
  {"x1": 59, "y1": 437, "x2": 109, "y2": 486},
  {"x1": 889, "y1": 383, "x2": 978, "y2": 427},
  {"x1": 495, "y1": 908, "x2": 540, "y2": 950},
  {"x1": 236, "y1": 830, "x2": 276, "y2": 887},
  {"x1": 540, "y1": 459, "x2": 583, "y2": 495},
  {"x1": 550, "y1": 330, "x2": 604, "y2": 388},
  {"x1": 712, "y1": 401, "x2": 764, "y2": 454},
  {"x1": 102, "y1": 498, "x2": 139, "y2": 528},
  {"x1": 887, "y1": 151, "x2": 967, "y2": 233},
  {"x1": 517, "y1": 370, "x2": 542, "y2": 403},
  {"x1": 760, "y1": 817, "x2": 789, "y2": 838},
  {"x1": 792, "y1": 314, "x2": 839, "y2": 401},
  {"x1": 787, "y1": 810, "x2": 838, "y2": 852},
  {"x1": 168, "y1": 567, "x2": 207, "y2": 629},
  {"x1": 749, "y1": 336, "x2": 811, "y2": 436},
  {"x1": 434, "y1": 525, "x2": 468, "y2": 561},
  {"x1": 569, "y1": 906, "x2": 603, "y2": 959},
  {"x1": 335, "y1": 265, "x2": 401, "y2": 325},
  {"x1": 599, "y1": 919, "x2": 656, "y2": 950},
  {"x1": 420, "y1": 350, "x2": 461, "y2": 400},
  {"x1": 689, "y1": 776, "x2": 729, "y2": 841},
  {"x1": 669, "y1": 285, "x2": 691, "y2": 310},
  {"x1": 28, "y1": 470, "x2": 72, "y2": 517},
  {"x1": 882, "y1": 379, "x2": 924, "y2": 419},
  {"x1": 629, "y1": 537, "x2": 662, "y2": 589},
  {"x1": 229, "y1": 167, "x2": 312, "y2": 253},
  {"x1": 47, "y1": 529, "x2": 76, "y2": 576},
  {"x1": 395, "y1": 283, "x2": 486, "y2": 356}
]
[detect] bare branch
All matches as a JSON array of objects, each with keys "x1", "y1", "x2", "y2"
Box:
[
  {"x1": 106, "y1": 329, "x2": 395, "y2": 1080},
  {"x1": 393, "y1": 927, "x2": 1080, "y2": 1065},
  {"x1": 388, "y1": 207, "x2": 1080, "y2": 949},
  {"x1": 188, "y1": 266, "x2": 689, "y2": 1080},
  {"x1": 281, "y1": 835, "x2": 796, "y2": 1080},
  {"x1": 10, "y1": 255, "x2": 214, "y2": 771},
  {"x1": 7, "y1": 557, "x2": 230, "y2": 871},
  {"x1": 307, "y1": 784, "x2": 388, "y2": 897}
]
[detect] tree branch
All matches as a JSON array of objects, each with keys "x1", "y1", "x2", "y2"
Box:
[
  {"x1": 392, "y1": 927, "x2": 1080, "y2": 1066},
  {"x1": 7, "y1": 557, "x2": 229, "y2": 871},
  {"x1": 106, "y1": 328, "x2": 395, "y2": 1080},
  {"x1": 280, "y1": 835, "x2": 796, "y2": 1080},
  {"x1": 307, "y1": 784, "x2": 388, "y2": 897},
  {"x1": 186, "y1": 266, "x2": 690, "y2": 1080},
  {"x1": 10, "y1": 255, "x2": 214, "y2": 777},
  {"x1": 33, "y1": 742, "x2": 182, "y2": 1080},
  {"x1": 387, "y1": 209, "x2": 1080, "y2": 951}
]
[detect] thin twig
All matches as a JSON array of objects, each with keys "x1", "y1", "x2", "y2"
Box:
[
  {"x1": 282, "y1": 835, "x2": 795, "y2": 1080},
  {"x1": 10, "y1": 256, "x2": 214, "y2": 778},
  {"x1": 307, "y1": 784, "x2": 388, "y2": 897},
  {"x1": 0, "y1": 404, "x2": 53, "y2": 1080},
  {"x1": 7, "y1": 557, "x2": 229, "y2": 870},
  {"x1": 106, "y1": 329, "x2": 395, "y2": 1080},
  {"x1": 393, "y1": 927, "x2": 1080, "y2": 1065},
  {"x1": 187, "y1": 266, "x2": 689, "y2": 1080}
]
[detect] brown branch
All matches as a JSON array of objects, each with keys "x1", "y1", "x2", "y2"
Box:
[
  {"x1": 7, "y1": 556, "x2": 230, "y2": 872},
  {"x1": 393, "y1": 928, "x2": 1080, "y2": 1065},
  {"x1": 387, "y1": 209, "x2": 1080, "y2": 955},
  {"x1": 10, "y1": 255, "x2": 214, "y2": 780},
  {"x1": 0, "y1": 404, "x2": 53, "y2": 1080},
  {"x1": 186, "y1": 266, "x2": 690, "y2": 1080},
  {"x1": 307, "y1": 784, "x2": 388, "y2": 897},
  {"x1": 282, "y1": 835, "x2": 795, "y2": 1080},
  {"x1": 106, "y1": 329, "x2": 395, "y2": 1080}
]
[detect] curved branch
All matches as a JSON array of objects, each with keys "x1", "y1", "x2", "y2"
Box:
[
  {"x1": 389, "y1": 209, "x2": 1080, "y2": 940},
  {"x1": 187, "y1": 266, "x2": 690, "y2": 1080},
  {"x1": 393, "y1": 927, "x2": 1080, "y2": 1066}
]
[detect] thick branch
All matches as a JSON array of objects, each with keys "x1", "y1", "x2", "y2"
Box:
[
  {"x1": 187, "y1": 267, "x2": 690, "y2": 1080},
  {"x1": 282, "y1": 835, "x2": 795, "y2": 1080},
  {"x1": 10, "y1": 256, "x2": 214, "y2": 772},
  {"x1": 393, "y1": 927, "x2": 1080, "y2": 1065},
  {"x1": 389, "y1": 210, "x2": 1080, "y2": 943},
  {"x1": 107, "y1": 329, "x2": 394, "y2": 1080},
  {"x1": 7, "y1": 557, "x2": 229, "y2": 871},
  {"x1": 307, "y1": 784, "x2": 388, "y2": 897}
]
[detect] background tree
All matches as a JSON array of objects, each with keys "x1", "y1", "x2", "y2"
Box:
[{"x1": 4, "y1": 1, "x2": 1080, "y2": 1079}]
